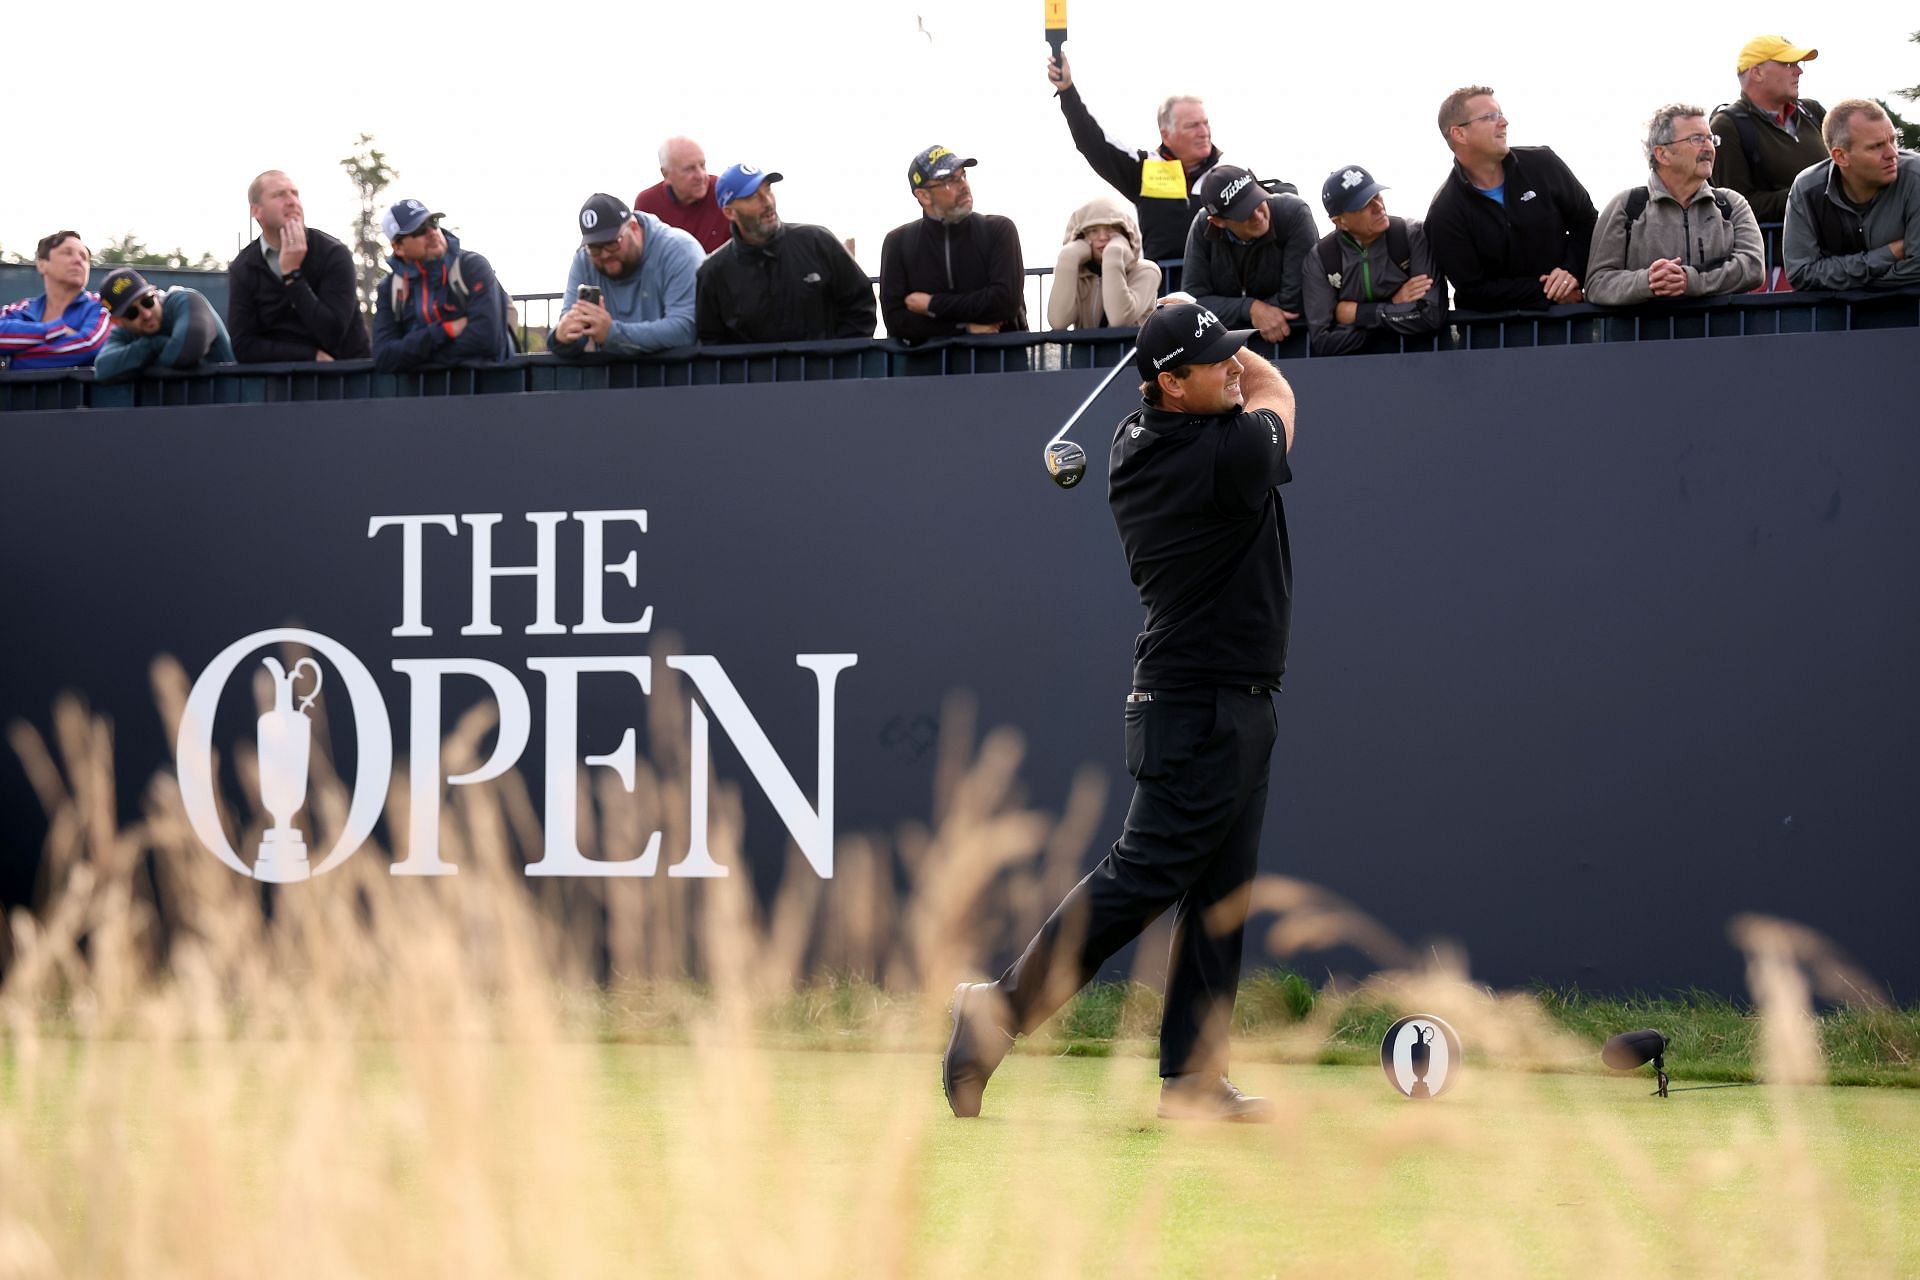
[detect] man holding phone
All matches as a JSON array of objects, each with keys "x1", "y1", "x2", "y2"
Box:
[{"x1": 550, "y1": 193, "x2": 700, "y2": 357}]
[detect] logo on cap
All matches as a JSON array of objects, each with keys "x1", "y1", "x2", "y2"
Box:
[
  {"x1": 1192, "y1": 309, "x2": 1221, "y2": 339},
  {"x1": 1341, "y1": 169, "x2": 1365, "y2": 189},
  {"x1": 1218, "y1": 175, "x2": 1253, "y2": 207},
  {"x1": 581, "y1": 209, "x2": 598, "y2": 229},
  {"x1": 111, "y1": 277, "x2": 131, "y2": 296},
  {"x1": 1151, "y1": 345, "x2": 1188, "y2": 370}
]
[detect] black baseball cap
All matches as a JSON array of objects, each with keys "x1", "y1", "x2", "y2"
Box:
[
  {"x1": 1322, "y1": 164, "x2": 1388, "y2": 216},
  {"x1": 577, "y1": 193, "x2": 632, "y2": 245},
  {"x1": 1134, "y1": 303, "x2": 1254, "y2": 380},
  {"x1": 1198, "y1": 165, "x2": 1266, "y2": 222},
  {"x1": 99, "y1": 267, "x2": 156, "y2": 319},
  {"x1": 908, "y1": 145, "x2": 976, "y2": 189}
]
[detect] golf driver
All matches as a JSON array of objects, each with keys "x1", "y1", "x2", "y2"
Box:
[{"x1": 1044, "y1": 346, "x2": 1136, "y2": 489}]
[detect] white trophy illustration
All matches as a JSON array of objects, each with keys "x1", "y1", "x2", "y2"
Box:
[{"x1": 253, "y1": 655, "x2": 323, "y2": 883}]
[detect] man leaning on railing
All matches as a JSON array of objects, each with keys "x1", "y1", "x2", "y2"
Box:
[
  {"x1": 1585, "y1": 105, "x2": 1763, "y2": 307},
  {"x1": 1783, "y1": 100, "x2": 1920, "y2": 293}
]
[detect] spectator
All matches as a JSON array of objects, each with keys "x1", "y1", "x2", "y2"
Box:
[
  {"x1": 228, "y1": 170, "x2": 370, "y2": 363},
  {"x1": 549, "y1": 194, "x2": 700, "y2": 357},
  {"x1": 1711, "y1": 37, "x2": 1826, "y2": 225},
  {"x1": 1302, "y1": 166, "x2": 1442, "y2": 357},
  {"x1": 371, "y1": 199, "x2": 512, "y2": 373},
  {"x1": 1180, "y1": 165, "x2": 1318, "y2": 343},
  {"x1": 1425, "y1": 87, "x2": 1599, "y2": 311},
  {"x1": 1046, "y1": 196, "x2": 1160, "y2": 330},
  {"x1": 695, "y1": 164, "x2": 876, "y2": 344},
  {"x1": 0, "y1": 231, "x2": 109, "y2": 370},
  {"x1": 92, "y1": 267, "x2": 234, "y2": 381},
  {"x1": 1586, "y1": 106, "x2": 1764, "y2": 307},
  {"x1": 1783, "y1": 99, "x2": 1920, "y2": 292},
  {"x1": 1045, "y1": 52, "x2": 1223, "y2": 262},
  {"x1": 879, "y1": 146, "x2": 1026, "y2": 342},
  {"x1": 634, "y1": 137, "x2": 730, "y2": 255}
]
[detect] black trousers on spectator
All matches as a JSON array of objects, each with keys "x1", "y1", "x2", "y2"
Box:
[{"x1": 997, "y1": 685, "x2": 1277, "y2": 1078}]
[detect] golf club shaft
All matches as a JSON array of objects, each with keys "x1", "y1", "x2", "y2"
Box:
[{"x1": 1047, "y1": 347, "x2": 1137, "y2": 448}]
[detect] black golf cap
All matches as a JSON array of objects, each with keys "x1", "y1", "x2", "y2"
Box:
[
  {"x1": 1134, "y1": 303, "x2": 1254, "y2": 380},
  {"x1": 1322, "y1": 163, "x2": 1388, "y2": 216},
  {"x1": 577, "y1": 193, "x2": 632, "y2": 245},
  {"x1": 1198, "y1": 165, "x2": 1266, "y2": 222},
  {"x1": 908, "y1": 145, "x2": 976, "y2": 189},
  {"x1": 99, "y1": 267, "x2": 157, "y2": 319}
]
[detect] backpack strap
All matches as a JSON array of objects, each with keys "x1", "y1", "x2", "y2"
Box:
[
  {"x1": 1621, "y1": 187, "x2": 1650, "y2": 264},
  {"x1": 1712, "y1": 101, "x2": 1767, "y2": 183},
  {"x1": 1384, "y1": 216, "x2": 1411, "y2": 272},
  {"x1": 1315, "y1": 234, "x2": 1342, "y2": 284}
]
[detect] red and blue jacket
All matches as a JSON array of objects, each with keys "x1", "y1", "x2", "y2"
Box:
[
  {"x1": 0, "y1": 291, "x2": 111, "y2": 369},
  {"x1": 371, "y1": 232, "x2": 512, "y2": 372}
]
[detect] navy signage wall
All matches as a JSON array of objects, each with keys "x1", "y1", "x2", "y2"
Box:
[{"x1": 3, "y1": 329, "x2": 1916, "y2": 995}]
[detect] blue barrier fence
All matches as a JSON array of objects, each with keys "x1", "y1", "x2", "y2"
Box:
[{"x1": 5, "y1": 283, "x2": 1916, "y2": 414}]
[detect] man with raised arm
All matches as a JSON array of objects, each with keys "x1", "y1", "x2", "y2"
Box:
[{"x1": 1046, "y1": 52, "x2": 1224, "y2": 263}]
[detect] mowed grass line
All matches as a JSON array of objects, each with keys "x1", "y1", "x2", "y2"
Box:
[{"x1": 589, "y1": 971, "x2": 1920, "y2": 1088}]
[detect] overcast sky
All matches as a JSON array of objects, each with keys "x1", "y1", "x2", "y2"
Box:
[{"x1": 7, "y1": 4, "x2": 1913, "y2": 300}]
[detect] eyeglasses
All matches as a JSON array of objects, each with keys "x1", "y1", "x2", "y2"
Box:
[
  {"x1": 1667, "y1": 133, "x2": 1721, "y2": 150},
  {"x1": 924, "y1": 172, "x2": 970, "y2": 190},
  {"x1": 585, "y1": 235, "x2": 628, "y2": 259},
  {"x1": 1452, "y1": 110, "x2": 1506, "y2": 130}
]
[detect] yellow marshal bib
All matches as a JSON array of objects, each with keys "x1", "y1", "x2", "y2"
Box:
[{"x1": 1139, "y1": 159, "x2": 1187, "y2": 201}]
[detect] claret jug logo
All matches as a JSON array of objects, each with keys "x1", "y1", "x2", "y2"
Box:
[{"x1": 177, "y1": 509, "x2": 856, "y2": 883}]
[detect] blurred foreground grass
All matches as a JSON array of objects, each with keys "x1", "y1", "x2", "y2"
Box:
[{"x1": 5, "y1": 1040, "x2": 1917, "y2": 1279}]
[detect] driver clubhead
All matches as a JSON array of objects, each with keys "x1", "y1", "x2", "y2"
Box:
[
  {"x1": 1601, "y1": 1029, "x2": 1669, "y2": 1071},
  {"x1": 1045, "y1": 439, "x2": 1088, "y2": 489}
]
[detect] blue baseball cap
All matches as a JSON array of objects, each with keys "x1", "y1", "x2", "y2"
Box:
[
  {"x1": 716, "y1": 164, "x2": 783, "y2": 208},
  {"x1": 381, "y1": 197, "x2": 441, "y2": 239},
  {"x1": 1321, "y1": 164, "x2": 1388, "y2": 217}
]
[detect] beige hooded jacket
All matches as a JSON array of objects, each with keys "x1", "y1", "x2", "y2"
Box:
[{"x1": 1047, "y1": 195, "x2": 1162, "y2": 329}]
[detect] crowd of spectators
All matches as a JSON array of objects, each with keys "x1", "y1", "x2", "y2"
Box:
[{"x1": 3, "y1": 32, "x2": 1914, "y2": 376}]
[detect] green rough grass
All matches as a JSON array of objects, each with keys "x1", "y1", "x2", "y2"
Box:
[{"x1": 576, "y1": 969, "x2": 1920, "y2": 1087}]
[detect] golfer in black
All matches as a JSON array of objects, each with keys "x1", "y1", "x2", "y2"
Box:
[{"x1": 944, "y1": 297, "x2": 1296, "y2": 1122}]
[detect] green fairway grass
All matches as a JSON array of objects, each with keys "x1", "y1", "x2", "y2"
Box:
[{"x1": 7, "y1": 1039, "x2": 1917, "y2": 1278}]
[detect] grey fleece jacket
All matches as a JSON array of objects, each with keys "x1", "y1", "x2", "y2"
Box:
[
  {"x1": 1783, "y1": 151, "x2": 1920, "y2": 291},
  {"x1": 1585, "y1": 173, "x2": 1763, "y2": 305}
]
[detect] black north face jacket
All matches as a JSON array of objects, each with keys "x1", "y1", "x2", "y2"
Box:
[
  {"x1": 1424, "y1": 146, "x2": 1598, "y2": 312},
  {"x1": 696, "y1": 222, "x2": 876, "y2": 344}
]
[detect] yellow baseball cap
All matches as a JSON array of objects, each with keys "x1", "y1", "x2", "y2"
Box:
[{"x1": 1738, "y1": 35, "x2": 1818, "y2": 74}]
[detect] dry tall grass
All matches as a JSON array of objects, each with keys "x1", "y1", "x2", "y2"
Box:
[{"x1": 1, "y1": 650, "x2": 1913, "y2": 1278}]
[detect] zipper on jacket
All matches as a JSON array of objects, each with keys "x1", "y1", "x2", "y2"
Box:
[
  {"x1": 1345, "y1": 234, "x2": 1376, "y2": 300},
  {"x1": 943, "y1": 223, "x2": 954, "y2": 290}
]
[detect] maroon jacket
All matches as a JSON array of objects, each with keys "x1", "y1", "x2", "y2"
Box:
[{"x1": 633, "y1": 178, "x2": 729, "y2": 255}]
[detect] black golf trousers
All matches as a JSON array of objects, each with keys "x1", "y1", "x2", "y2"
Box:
[{"x1": 997, "y1": 685, "x2": 1277, "y2": 1078}]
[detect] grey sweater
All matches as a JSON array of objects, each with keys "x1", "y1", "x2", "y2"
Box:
[
  {"x1": 1783, "y1": 151, "x2": 1920, "y2": 291},
  {"x1": 1585, "y1": 174, "x2": 1763, "y2": 306}
]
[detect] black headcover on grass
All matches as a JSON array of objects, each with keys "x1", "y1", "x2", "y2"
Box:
[{"x1": 1602, "y1": 1029, "x2": 1671, "y2": 1097}]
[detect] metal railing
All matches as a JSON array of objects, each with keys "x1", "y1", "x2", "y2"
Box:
[{"x1": 6, "y1": 283, "x2": 1916, "y2": 413}]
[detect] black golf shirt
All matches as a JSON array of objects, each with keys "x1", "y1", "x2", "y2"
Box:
[{"x1": 1108, "y1": 401, "x2": 1292, "y2": 690}]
